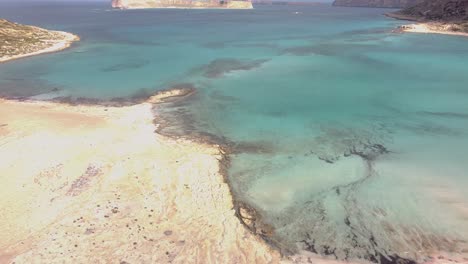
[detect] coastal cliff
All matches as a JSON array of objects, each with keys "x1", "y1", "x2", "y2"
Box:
[
  {"x1": 112, "y1": 0, "x2": 253, "y2": 9},
  {"x1": 0, "y1": 19, "x2": 78, "y2": 63},
  {"x1": 332, "y1": 0, "x2": 423, "y2": 8}
]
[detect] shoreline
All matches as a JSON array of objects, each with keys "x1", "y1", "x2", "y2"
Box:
[
  {"x1": 396, "y1": 23, "x2": 468, "y2": 37},
  {"x1": 0, "y1": 94, "x2": 281, "y2": 263},
  {"x1": 0, "y1": 88, "x2": 464, "y2": 264},
  {"x1": 386, "y1": 13, "x2": 468, "y2": 38},
  {"x1": 0, "y1": 91, "x2": 379, "y2": 264},
  {"x1": 0, "y1": 30, "x2": 79, "y2": 64}
]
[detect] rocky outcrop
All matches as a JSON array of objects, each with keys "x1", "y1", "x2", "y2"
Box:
[
  {"x1": 111, "y1": 0, "x2": 253, "y2": 9},
  {"x1": 332, "y1": 0, "x2": 424, "y2": 8}
]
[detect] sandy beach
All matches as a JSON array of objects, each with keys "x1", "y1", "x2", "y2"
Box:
[
  {"x1": 0, "y1": 96, "x2": 282, "y2": 263},
  {"x1": 398, "y1": 23, "x2": 468, "y2": 37},
  {"x1": 0, "y1": 30, "x2": 79, "y2": 63}
]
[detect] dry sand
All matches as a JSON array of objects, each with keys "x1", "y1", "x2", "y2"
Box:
[
  {"x1": 398, "y1": 23, "x2": 468, "y2": 37},
  {"x1": 0, "y1": 97, "x2": 281, "y2": 263}
]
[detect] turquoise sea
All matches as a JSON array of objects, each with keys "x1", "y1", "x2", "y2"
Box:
[{"x1": 1, "y1": 2, "x2": 468, "y2": 263}]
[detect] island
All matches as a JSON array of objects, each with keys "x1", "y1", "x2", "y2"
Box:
[
  {"x1": 332, "y1": 0, "x2": 423, "y2": 8},
  {"x1": 387, "y1": 0, "x2": 468, "y2": 36},
  {"x1": 112, "y1": 0, "x2": 253, "y2": 9},
  {"x1": 0, "y1": 19, "x2": 79, "y2": 63}
]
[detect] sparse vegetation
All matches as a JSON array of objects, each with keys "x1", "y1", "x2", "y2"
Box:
[
  {"x1": 391, "y1": 0, "x2": 468, "y2": 33},
  {"x1": 0, "y1": 19, "x2": 74, "y2": 60}
]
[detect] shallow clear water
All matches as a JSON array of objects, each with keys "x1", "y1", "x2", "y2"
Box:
[{"x1": 1, "y1": 2, "x2": 468, "y2": 262}]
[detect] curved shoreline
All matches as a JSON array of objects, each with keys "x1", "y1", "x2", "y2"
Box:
[
  {"x1": 0, "y1": 30, "x2": 79, "y2": 64},
  {"x1": 0, "y1": 94, "x2": 281, "y2": 263},
  {"x1": 0, "y1": 89, "x2": 375, "y2": 264},
  {"x1": 3, "y1": 88, "x2": 466, "y2": 263}
]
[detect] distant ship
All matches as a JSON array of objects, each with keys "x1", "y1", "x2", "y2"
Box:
[{"x1": 112, "y1": 0, "x2": 253, "y2": 9}]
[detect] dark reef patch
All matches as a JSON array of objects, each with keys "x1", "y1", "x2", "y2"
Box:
[
  {"x1": 34, "y1": 83, "x2": 196, "y2": 107},
  {"x1": 398, "y1": 121, "x2": 461, "y2": 136},
  {"x1": 202, "y1": 41, "x2": 226, "y2": 49},
  {"x1": 209, "y1": 91, "x2": 239, "y2": 103},
  {"x1": 100, "y1": 59, "x2": 150, "y2": 72},
  {"x1": 0, "y1": 77, "x2": 60, "y2": 99},
  {"x1": 192, "y1": 58, "x2": 269, "y2": 79},
  {"x1": 232, "y1": 42, "x2": 280, "y2": 50},
  {"x1": 154, "y1": 96, "x2": 275, "y2": 155},
  {"x1": 282, "y1": 45, "x2": 322, "y2": 56},
  {"x1": 309, "y1": 125, "x2": 391, "y2": 164},
  {"x1": 281, "y1": 43, "x2": 393, "y2": 68},
  {"x1": 420, "y1": 111, "x2": 468, "y2": 119},
  {"x1": 229, "y1": 141, "x2": 275, "y2": 155}
]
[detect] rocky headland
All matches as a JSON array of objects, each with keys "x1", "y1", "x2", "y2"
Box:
[
  {"x1": 0, "y1": 19, "x2": 79, "y2": 63},
  {"x1": 112, "y1": 0, "x2": 253, "y2": 9},
  {"x1": 388, "y1": 0, "x2": 468, "y2": 35}
]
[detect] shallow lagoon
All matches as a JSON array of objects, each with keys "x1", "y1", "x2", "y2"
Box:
[{"x1": 1, "y1": 2, "x2": 467, "y2": 262}]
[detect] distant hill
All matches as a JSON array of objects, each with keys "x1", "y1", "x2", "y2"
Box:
[
  {"x1": 332, "y1": 0, "x2": 424, "y2": 8},
  {"x1": 392, "y1": 0, "x2": 468, "y2": 21},
  {"x1": 387, "y1": 0, "x2": 468, "y2": 34}
]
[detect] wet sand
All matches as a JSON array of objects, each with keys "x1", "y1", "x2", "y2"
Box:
[{"x1": 0, "y1": 97, "x2": 281, "y2": 263}]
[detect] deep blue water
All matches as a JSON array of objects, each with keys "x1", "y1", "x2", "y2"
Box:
[{"x1": 1, "y1": 2, "x2": 468, "y2": 262}]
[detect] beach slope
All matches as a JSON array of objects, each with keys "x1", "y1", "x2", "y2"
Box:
[{"x1": 0, "y1": 98, "x2": 279, "y2": 263}]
